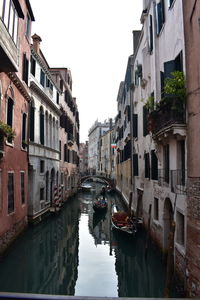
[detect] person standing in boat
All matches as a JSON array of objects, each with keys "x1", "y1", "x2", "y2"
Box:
[{"x1": 100, "y1": 187, "x2": 106, "y2": 200}]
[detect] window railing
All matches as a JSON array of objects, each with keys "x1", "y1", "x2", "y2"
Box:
[
  {"x1": 171, "y1": 169, "x2": 187, "y2": 195},
  {"x1": 158, "y1": 169, "x2": 187, "y2": 195}
]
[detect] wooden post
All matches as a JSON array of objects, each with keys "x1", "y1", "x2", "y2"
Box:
[
  {"x1": 128, "y1": 191, "x2": 133, "y2": 216},
  {"x1": 164, "y1": 220, "x2": 176, "y2": 298},
  {"x1": 145, "y1": 204, "x2": 152, "y2": 255}
]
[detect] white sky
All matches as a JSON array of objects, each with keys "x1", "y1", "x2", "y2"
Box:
[{"x1": 31, "y1": 0, "x2": 143, "y2": 143}]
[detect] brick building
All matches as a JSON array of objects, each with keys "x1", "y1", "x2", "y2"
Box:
[
  {"x1": 0, "y1": 0, "x2": 34, "y2": 253},
  {"x1": 182, "y1": 0, "x2": 200, "y2": 297}
]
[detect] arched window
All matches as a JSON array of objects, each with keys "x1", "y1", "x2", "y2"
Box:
[
  {"x1": 45, "y1": 111, "x2": 49, "y2": 146},
  {"x1": 53, "y1": 117, "x2": 55, "y2": 149},
  {"x1": 7, "y1": 97, "x2": 14, "y2": 127},
  {"x1": 49, "y1": 114, "x2": 52, "y2": 148},
  {"x1": 30, "y1": 100, "x2": 35, "y2": 142},
  {"x1": 39, "y1": 106, "x2": 44, "y2": 145}
]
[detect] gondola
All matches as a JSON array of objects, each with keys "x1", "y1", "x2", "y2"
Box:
[
  {"x1": 93, "y1": 196, "x2": 108, "y2": 212},
  {"x1": 111, "y1": 211, "x2": 137, "y2": 235}
]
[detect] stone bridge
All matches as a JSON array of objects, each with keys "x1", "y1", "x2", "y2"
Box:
[{"x1": 79, "y1": 175, "x2": 115, "y2": 189}]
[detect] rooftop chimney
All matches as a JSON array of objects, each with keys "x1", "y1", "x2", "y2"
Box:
[{"x1": 32, "y1": 34, "x2": 42, "y2": 54}]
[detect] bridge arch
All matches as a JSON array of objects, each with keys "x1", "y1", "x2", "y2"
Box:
[{"x1": 80, "y1": 175, "x2": 115, "y2": 189}]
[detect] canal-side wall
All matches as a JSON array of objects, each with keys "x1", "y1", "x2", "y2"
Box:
[{"x1": 0, "y1": 217, "x2": 27, "y2": 256}]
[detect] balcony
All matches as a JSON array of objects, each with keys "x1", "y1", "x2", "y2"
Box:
[
  {"x1": 0, "y1": 18, "x2": 18, "y2": 72},
  {"x1": 148, "y1": 100, "x2": 186, "y2": 140}
]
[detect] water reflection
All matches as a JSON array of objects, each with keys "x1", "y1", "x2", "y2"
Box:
[
  {"x1": 0, "y1": 182, "x2": 177, "y2": 297},
  {"x1": 0, "y1": 198, "x2": 80, "y2": 295}
]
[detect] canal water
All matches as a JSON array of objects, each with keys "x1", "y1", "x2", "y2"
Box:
[{"x1": 0, "y1": 182, "x2": 179, "y2": 297}]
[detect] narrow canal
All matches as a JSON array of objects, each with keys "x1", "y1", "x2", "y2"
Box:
[{"x1": 0, "y1": 182, "x2": 180, "y2": 297}]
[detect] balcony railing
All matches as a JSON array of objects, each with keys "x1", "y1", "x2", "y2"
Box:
[
  {"x1": 158, "y1": 169, "x2": 187, "y2": 195},
  {"x1": 148, "y1": 101, "x2": 186, "y2": 135}
]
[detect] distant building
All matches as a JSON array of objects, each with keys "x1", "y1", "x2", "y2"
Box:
[
  {"x1": 79, "y1": 142, "x2": 88, "y2": 176},
  {"x1": 0, "y1": 0, "x2": 35, "y2": 253},
  {"x1": 50, "y1": 68, "x2": 80, "y2": 201},
  {"x1": 88, "y1": 120, "x2": 110, "y2": 175},
  {"x1": 28, "y1": 34, "x2": 61, "y2": 222}
]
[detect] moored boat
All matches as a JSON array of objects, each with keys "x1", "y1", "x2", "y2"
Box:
[
  {"x1": 111, "y1": 211, "x2": 137, "y2": 235},
  {"x1": 93, "y1": 196, "x2": 108, "y2": 212}
]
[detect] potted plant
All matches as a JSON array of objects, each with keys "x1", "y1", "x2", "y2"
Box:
[
  {"x1": 163, "y1": 71, "x2": 186, "y2": 113},
  {"x1": 0, "y1": 121, "x2": 16, "y2": 142},
  {"x1": 22, "y1": 140, "x2": 28, "y2": 148}
]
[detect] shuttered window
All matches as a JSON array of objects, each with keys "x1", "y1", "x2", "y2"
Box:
[
  {"x1": 23, "y1": 53, "x2": 29, "y2": 84},
  {"x1": 40, "y1": 69, "x2": 45, "y2": 87},
  {"x1": 143, "y1": 106, "x2": 149, "y2": 136},
  {"x1": 40, "y1": 108, "x2": 44, "y2": 145},
  {"x1": 151, "y1": 150, "x2": 158, "y2": 180},
  {"x1": 8, "y1": 172, "x2": 14, "y2": 214},
  {"x1": 133, "y1": 114, "x2": 138, "y2": 138},
  {"x1": 149, "y1": 14, "x2": 153, "y2": 53},
  {"x1": 30, "y1": 102, "x2": 35, "y2": 142}
]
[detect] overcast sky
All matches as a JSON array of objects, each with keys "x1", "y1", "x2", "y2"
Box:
[{"x1": 31, "y1": 0, "x2": 143, "y2": 142}]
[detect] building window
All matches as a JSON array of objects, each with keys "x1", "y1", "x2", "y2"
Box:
[
  {"x1": 40, "y1": 187, "x2": 44, "y2": 201},
  {"x1": 1, "y1": 0, "x2": 19, "y2": 44},
  {"x1": 151, "y1": 150, "x2": 158, "y2": 180},
  {"x1": 8, "y1": 172, "x2": 14, "y2": 214},
  {"x1": 133, "y1": 114, "x2": 138, "y2": 138},
  {"x1": 7, "y1": 97, "x2": 14, "y2": 127},
  {"x1": 40, "y1": 69, "x2": 45, "y2": 87},
  {"x1": 40, "y1": 107, "x2": 44, "y2": 145},
  {"x1": 40, "y1": 160, "x2": 44, "y2": 173},
  {"x1": 168, "y1": 0, "x2": 174, "y2": 8},
  {"x1": 22, "y1": 53, "x2": 29, "y2": 84},
  {"x1": 56, "y1": 92, "x2": 59, "y2": 104},
  {"x1": 143, "y1": 106, "x2": 149, "y2": 136},
  {"x1": 144, "y1": 152, "x2": 150, "y2": 178},
  {"x1": 30, "y1": 101, "x2": 35, "y2": 142},
  {"x1": 154, "y1": 197, "x2": 159, "y2": 220},
  {"x1": 20, "y1": 171, "x2": 25, "y2": 204},
  {"x1": 156, "y1": 0, "x2": 165, "y2": 35},
  {"x1": 30, "y1": 56, "x2": 36, "y2": 76},
  {"x1": 22, "y1": 113, "x2": 27, "y2": 148},
  {"x1": 176, "y1": 211, "x2": 185, "y2": 246},
  {"x1": 149, "y1": 14, "x2": 153, "y2": 53}
]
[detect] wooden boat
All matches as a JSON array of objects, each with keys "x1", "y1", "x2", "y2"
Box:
[
  {"x1": 111, "y1": 211, "x2": 137, "y2": 235},
  {"x1": 93, "y1": 196, "x2": 108, "y2": 212}
]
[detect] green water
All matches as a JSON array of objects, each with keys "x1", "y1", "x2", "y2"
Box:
[{"x1": 0, "y1": 183, "x2": 180, "y2": 297}]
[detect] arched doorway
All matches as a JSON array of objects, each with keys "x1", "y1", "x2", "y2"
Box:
[
  {"x1": 163, "y1": 198, "x2": 173, "y2": 251},
  {"x1": 50, "y1": 168, "x2": 55, "y2": 206}
]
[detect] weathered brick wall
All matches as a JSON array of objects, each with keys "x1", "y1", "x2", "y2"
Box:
[
  {"x1": 174, "y1": 248, "x2": 186, "y2": 295},
  {"x1": 186, "y1": 177, "x2": 200, "y2": 297}
]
